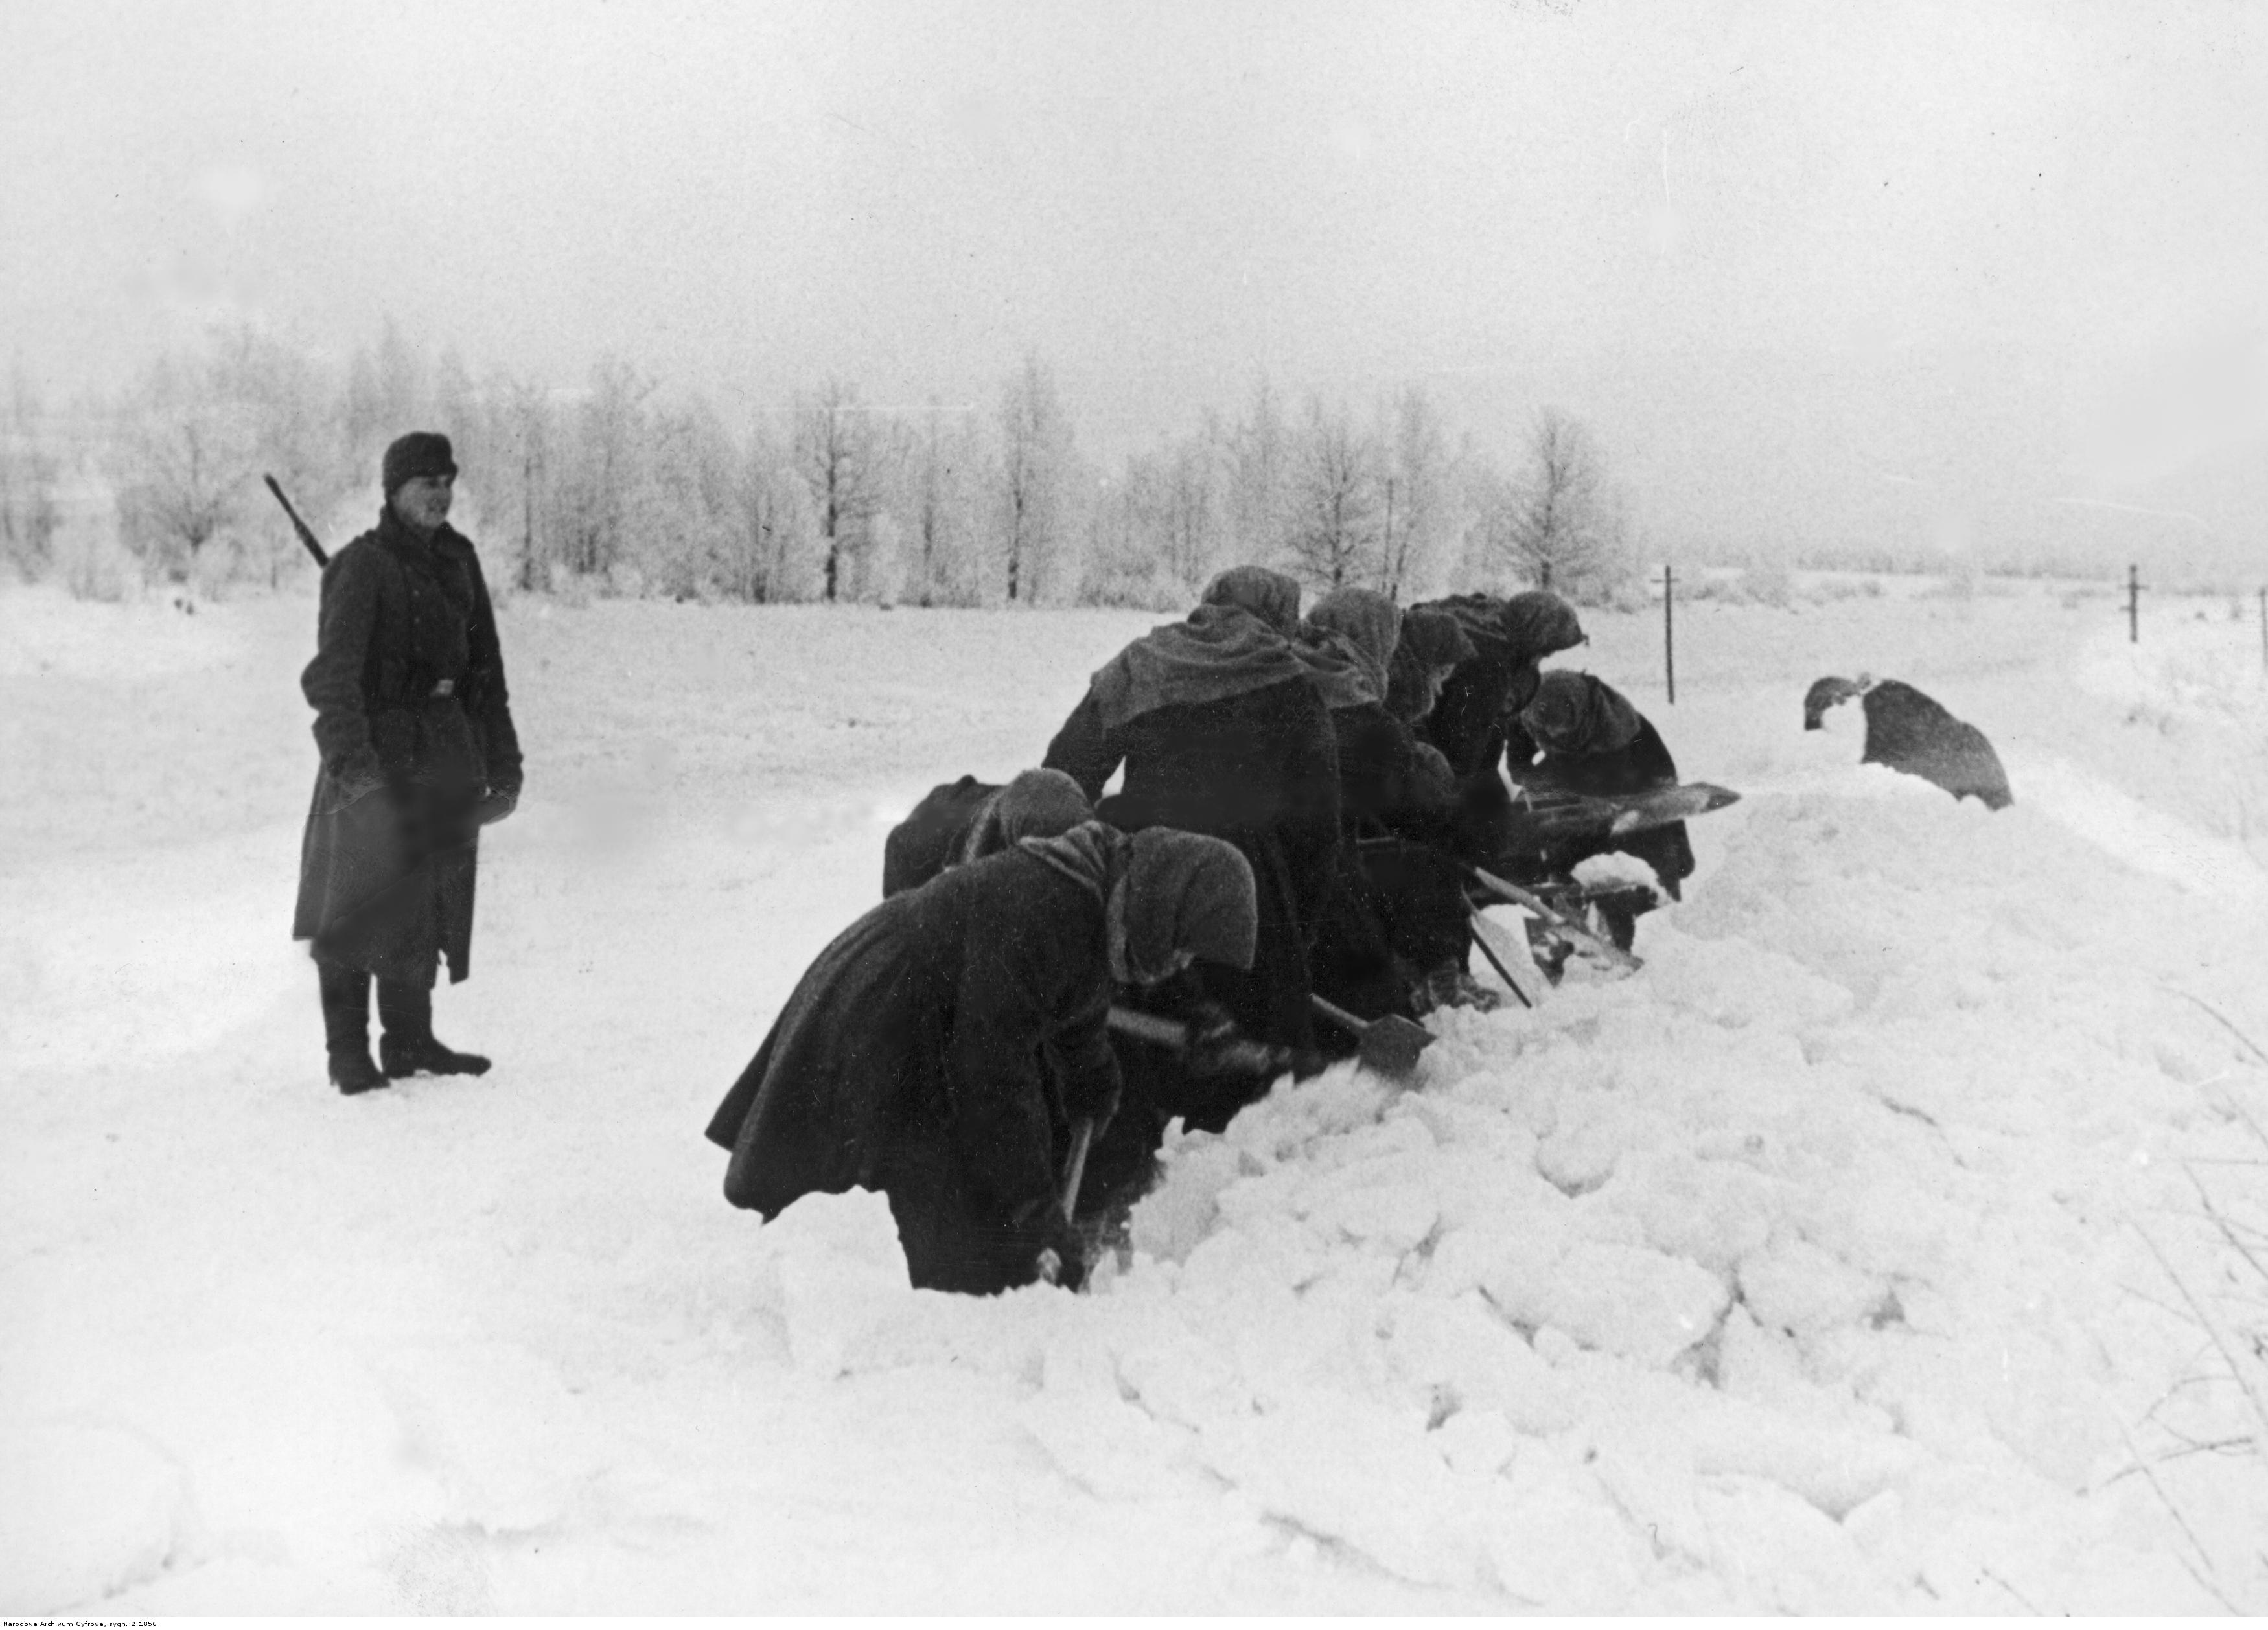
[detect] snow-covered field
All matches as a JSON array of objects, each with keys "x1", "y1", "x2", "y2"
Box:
[{"x1": 5, "y1": 577, "x2": 2267, "y2": 1613}]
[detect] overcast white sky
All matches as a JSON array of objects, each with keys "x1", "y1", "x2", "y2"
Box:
[{"x1": 3, "y1": 0, "x2": 2264, "y2": 569}]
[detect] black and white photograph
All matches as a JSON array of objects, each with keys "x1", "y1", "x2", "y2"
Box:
[{"x1": 3, "y1": 0, "x2": 2266, "y2": 1614}]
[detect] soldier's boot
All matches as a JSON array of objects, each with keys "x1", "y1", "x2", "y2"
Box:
[
  {"x1": 318, "y1": 960, "x2": 391, "y2": 1096},
  {"x1": 377, "y1": 979, "x2": 491, "y2": 1078}
]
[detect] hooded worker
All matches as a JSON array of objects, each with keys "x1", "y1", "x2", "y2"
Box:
[
  {"x1": 1299, "y1": 589, "x2": 1477, "y2": 1019},
  {"x1": 1042, "y1": 565, "x2": 1340, "y2": 1113},
  {"x1": 705, "y1": 822, "x2": 1256, "y2": 1294},
  {"x1": 1412, "y1": 590, "x2": 1587, "y2": 860},
  {"x1": 1504, "y1": 669, "x2": 1695, "y2": 948},
  {"x1": 1384, "y1": 606, "x2": 1479, "y2": 726},
  {"x1": 1805, "y1": 676, "x2": 2013, "y2": 810}
]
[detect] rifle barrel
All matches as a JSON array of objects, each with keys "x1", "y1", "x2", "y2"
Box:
[{"x1": 264, "y1": 474, "x2": 329, "y2": 567}]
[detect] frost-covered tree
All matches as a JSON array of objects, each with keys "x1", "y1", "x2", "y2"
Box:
[
  {"x1": 726, "y1": 420, "x2": 820, "y2": 603},
  {"x1": 894, "y1": 407, "x2": 983, "y2": 607},
  {"x1": 1284, "y1": 396, "x2": 1382, "y2": 591},
  {"x1": 1489, "y1": 406, "x2": 1626, "y2": 597},
  {"x1": 1225, "y1": 376, "x2": 1291, "y2": 569},
  {"x1": 794, "y1": 379, "x2": 887, "y2": 604},
  {"x1": 993, "y1": 354, "x2": 1077, "y2": 604},
  {"x1": 640, "y1": 400, "x2": 741, "y2": 599},
  {"x1": 553, "y1": 354, "x2": 654, "y2": 582},
  {"x1": 108, "y1": 327, "x2": 347, "y2": 588},
  {"x1": 342, "y1": 316, "x2": 426, "y2": 481},
  {"x1": 0, "y1": 359, "x2": 59, "y2": 580},
  {"x1": 1376, "y1": 385, "x2": 1456, "y2": 603}
]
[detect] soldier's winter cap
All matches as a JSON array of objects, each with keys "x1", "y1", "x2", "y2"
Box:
[{"x1": 382, "y1": 432, "x2": 458, "y2": 497}]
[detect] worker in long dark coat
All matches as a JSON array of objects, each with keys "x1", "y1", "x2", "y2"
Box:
[
  {"x1": 1295, "y1": 589, "x2": 1475, "y2": 1025},
  {"x1": 1503, "y1": 670, "x2": 1695, "y2": 950},
  {"x1": 704, "y1": 823, "x2": 1257, "y2": 1295},
  {"x1": 1805, "y1": 675, "x2": 2013, "y2": 810},
  {"x1": 1416, "y1": 590, "x2": 1589, "y2": 865},
  {"x1": 294, "y1": 433, "x2": 522, "y2": 1095},
  {"x1": 1041, "y1": 566, "x2": 1339, "y2": 1131},
  {"x1": 881, "y1": 768, "x2": 1094, "y2": 897}
]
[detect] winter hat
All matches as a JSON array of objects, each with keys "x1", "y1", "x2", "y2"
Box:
[{"x1": 382, "y1": 432, "x2": 458, "y2": 497}]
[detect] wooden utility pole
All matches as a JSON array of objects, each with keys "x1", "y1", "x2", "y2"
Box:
[
  {"x1": 2127, "y1": 564, "x2": 2142, "y2": 643},
  {"x1": 2258, "y1": 586, "x2": 2266, "y2": 673},
  {"x1": 1663, "y1": 563, "x2": 1676, "y2": 704}
]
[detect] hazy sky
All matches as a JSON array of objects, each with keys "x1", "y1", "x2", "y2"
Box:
[{"x1": 5, "y1": 0, "x2": 2265, "y2": 570}]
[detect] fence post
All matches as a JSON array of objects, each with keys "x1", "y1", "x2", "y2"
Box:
[
  {"x1": 2128, "y1": 563, "x2": 2141, "y2": 644},
  {"x1": 1663, "y1": 562, "x2": 1676, "y2": 705}
]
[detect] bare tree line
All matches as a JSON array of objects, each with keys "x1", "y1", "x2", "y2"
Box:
[{"x1": 1, "y1": 321, "x2": 1635, "y2": 606}]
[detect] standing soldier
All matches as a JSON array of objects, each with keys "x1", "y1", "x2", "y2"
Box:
[{"x1": 293, "y1": 433, "x2": 524, "y2": 1094}]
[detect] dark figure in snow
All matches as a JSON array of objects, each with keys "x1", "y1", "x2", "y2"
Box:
[
  {"x1": 294, "y1": 433, "x2": 522, "y2": 1095},
  {"x1": 1295, "y1": 589, "x2": 1477, "y2": 1026},
  {"x1": 1502, "y1": 670, "x2": 1695, "y2": 952},
  {"x1": 881, "y1": 768, "x2": 1093, "y2": 898},
  {"x1": 1041, "y1": 565, "x2": 1341, "y2": 1127},
  {"x1": 1415, "y1": 590, "x2": 1590, "y2": 865},
  {"x1": 704, "y1": 823, "x2": 1257, "y2": 1295},
  {"x1": 1805, "y1": 675, "x2": 2013, "y2": 810}
]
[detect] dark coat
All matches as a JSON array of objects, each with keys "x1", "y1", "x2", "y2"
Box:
[
  {"x1": 1413, "y1": 598, "x2": 1555, "y2": 866},
  {"x1": 1860, "y1": 680, "x2": 2013, "y2": 810},
  {"x1": 1045, "y1": 674, "x2": 1339, "y2": 1066},
  {"x1": 292, "y1": 512, "x2": 521, "y2": 987},
  {"x1": 704, "y1": 848, "x2": 1118, "y2": 1294},
  {"x1": 1503, "y1": 712, "x2": 1696, "y2": 900},
  {"x1": 1311, "y1": 701, "x2": 1464, "y2": 1024},
  {"x1": 881, "y1": 776, "x2": 999, "y2": 898}
]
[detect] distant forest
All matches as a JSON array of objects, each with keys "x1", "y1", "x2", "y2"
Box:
[{"x1": 0, "y1": 319, "x2": 2239, "y2": 604}]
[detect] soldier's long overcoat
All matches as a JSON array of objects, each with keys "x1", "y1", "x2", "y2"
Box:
[{"x1": 292, "y1": 510, "x2": 522, "y2": 987}]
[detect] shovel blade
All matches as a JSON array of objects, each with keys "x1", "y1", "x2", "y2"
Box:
[{"x1": 1357, "y1": 1013, "x2": 1435, "y2": 1078}]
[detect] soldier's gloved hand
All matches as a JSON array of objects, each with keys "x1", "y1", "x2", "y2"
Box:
[
  {"x1": 332, "y1": 752, "x2": 389, "y2": 810},
  {"x1": 476, "y1": 779, "x2": 521, "y2": 827}
]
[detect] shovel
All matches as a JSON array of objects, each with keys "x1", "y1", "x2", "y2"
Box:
[
  {"x1": 1466, "y1": 903, "x2": 1541, "y2": 1009},
  {"x1": 1308, "y1": 994, "x2": 1434, "y2": 1079},
  {"x1": 1464, "y1": 862, "x2": 1643, "y2": 974}
]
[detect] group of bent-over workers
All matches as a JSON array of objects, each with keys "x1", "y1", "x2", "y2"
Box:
[{"x1": 704, "y1": 566, "x2": 1696, "y2": 1295}]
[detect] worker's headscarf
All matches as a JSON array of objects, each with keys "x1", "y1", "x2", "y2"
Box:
[
  {"x1": 1085, "y1": 566, "x2": 1310, "y2": 733},
  {"x1": 1019, "y1": 821, "x2": 1258, "y2": 985},
  {"x1": 1499, "y1": 591, "x2": 1588, "y2": 667},
  {"x1": 955, "y1": 768, "x2": 1093, "y2": 867},
  {"x1": 1385, "y1": 606, "x2": 1477, "y2": 722},
  {"x1": 1520, "y1": 670, "x2": 1643, "y2": 758},
  {"x1": 1802, "y1": 674, "x2": 1869, "y2": 731},
  {"x1": 1199, "y1": 565, "x2": 1302, "y2": 638},
  {"x1": 1295, "y1": 588, "x2": 1402, "y2": 712}
]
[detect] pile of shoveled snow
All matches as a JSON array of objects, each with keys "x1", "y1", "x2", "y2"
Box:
[{"x1": 742, "y1": 767, "x2": 2268, "y2": 1614}]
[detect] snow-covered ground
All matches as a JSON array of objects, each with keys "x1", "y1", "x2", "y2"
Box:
[{"x1": 4, "y1": 577, "x2": 2267, "y2": 1613}]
